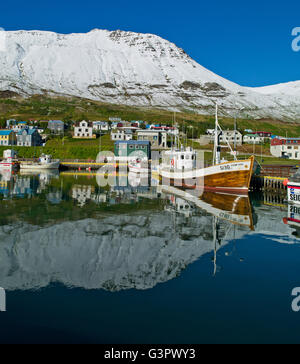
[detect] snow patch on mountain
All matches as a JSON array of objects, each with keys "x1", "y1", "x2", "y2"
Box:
[{"x1": 0, "y1": 29, "x2": 300, "y2": 120}]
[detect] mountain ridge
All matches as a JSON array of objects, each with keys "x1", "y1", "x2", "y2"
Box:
[{"x1": 0, "y1": 29, "x2": 299, "y2": 121}]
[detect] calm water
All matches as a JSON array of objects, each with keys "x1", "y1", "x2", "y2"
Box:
[{"x1": 0, "y1": 170, "x2": 300, "y2": 344}]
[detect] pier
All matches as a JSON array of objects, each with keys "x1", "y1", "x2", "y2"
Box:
[{"x1": 250, "y1": 163, "x2": 295, "y2": 194}]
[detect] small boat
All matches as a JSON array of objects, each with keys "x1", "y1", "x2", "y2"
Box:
[
  {"x1": 128, "y1": 158, "x2": 150, "y2": 174},
  {"x1": 0, "y1": 150, "x2": 18, "y2": 172},
  {"x1": 159, "y1": 105, "x2": 254, "y2": 195},
  {"x1": 20, "y1": 154, "x2": 60, "y2": 170}
]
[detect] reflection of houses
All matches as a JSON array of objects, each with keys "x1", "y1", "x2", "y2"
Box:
[
  {"x1": 137, "y1": 130, "x2": 167, "y2": 148},
  {"x1": 0, "y1": 130, "x2": 17, "y2": 146},
  {"x1": 165, "y1": 196, "x2": 195, "y2": 218},
  {"x1": 11, "y1": 177, "x2": 39, "y2": 197},
  {"x1": 91, "y1": 193, "x2": 107, "y2": 204},
  {"x1": 72, "y1": 185, "x2": 95, "y2": 207}
]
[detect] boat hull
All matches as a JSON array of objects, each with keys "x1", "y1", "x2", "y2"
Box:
[
  {"x1": 0, "y1": 161, "x2": 18, "y2": 172},
  {"x1": 20, "y1": 161, "x2": 60, "y2": 170},
  {"x1": 287, "y1": 182, "x2": 300, "y2": 204},
  {"x1": 159, "y1": 157, "x2": 254, "y2": 195}
]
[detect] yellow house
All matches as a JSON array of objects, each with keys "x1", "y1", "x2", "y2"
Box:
[{"x1": 0, "y1": 130, "x2": 17, "y2": 146}]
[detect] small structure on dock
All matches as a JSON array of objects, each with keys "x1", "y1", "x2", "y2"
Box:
[{"x1": 114, "y1": 140, "x2": 151, "y2": 161}]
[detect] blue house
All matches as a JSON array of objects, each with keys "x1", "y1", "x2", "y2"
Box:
[{"x1": 17, "y1": 129, "x2": 43, "y2": 147}]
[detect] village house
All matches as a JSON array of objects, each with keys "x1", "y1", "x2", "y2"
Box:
[
  {"x1": 111, "y1": 129, "x2": 133, "y2": 141},
  {"x1": 271, "y1": 137, "x2": 300, "y2": 159},
  {"x1": 73, "y1": 121, "x2": 95, "y2": 139},
  {"x1": 92, "y1": 121, "x2": 110, "y2": 132},
  {"x1": 0, "y1": 130, "x2": 17, "y2": 146},
  {"x1": 253, "y1": 131, "x2": 272, "y2": 139},
  {"x1": 6, "y1": 119, "x2": 17, "y2": 129},
  {"x1": 109, "y1": 117, "x2": 122, "y2": 123},
  {"x1": 149, "y1": 126, "x2": 179, "y2": 136},
  {"x1": 48, "y1": 120, "x2": 65, "y2": 134},
  {"x1": 137, "y1": 129, "x2": 167, "y2": 148},
  {"x1": 219, "y1": 130, "x2": 243, "y2": 146},
  {"x1": 111, "y1": 122, "x2": 119, "y2": 129},
  {"x1": 206, "y1": 129, "x2": 215, "y2": 136},
  {"x1": 12, "y1": 121, "x2": 27, "y2": 132},
  {"x1": 243, "y1": 134, "x2": 264, "y2": 144},
  {"x1": 17, "y1": 129, "x2": 43, "y2": 147}
]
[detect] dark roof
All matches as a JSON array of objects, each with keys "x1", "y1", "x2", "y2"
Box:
[
  {"x1": 17, "y1": 129, "x2": 38, "y2": 136},
  {"x1": 49, "y1": 120, "x2": 64, "y2": 124}
]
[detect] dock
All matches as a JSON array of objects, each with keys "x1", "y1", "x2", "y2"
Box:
[{"x1": 251, "y1": 164, "x2": 297, "y2": 194}]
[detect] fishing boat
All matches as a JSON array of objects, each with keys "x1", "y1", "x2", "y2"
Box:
[
  {"x1": 0, "y1": 150, "x2": 18, "y2": 172},
  {"x1": 20, "y1": 154, "x2": 60, "y2": 171},
  {"x1": 159, "y1": 105, "x2": 254, "y2": 194}
]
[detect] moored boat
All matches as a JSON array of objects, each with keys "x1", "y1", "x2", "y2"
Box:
[
  {"x1": 0, "y1": 150, "x2": 19, "y2": 172},
  {"x1": 158, "y1": 106, "x2": 254, "y2": 194},
  {"x1": 128, "y1": 158, "x2": 150, "y2": 174},
  {"x1": 20, "y1": 154, "x2": 60, "y2": 170}
]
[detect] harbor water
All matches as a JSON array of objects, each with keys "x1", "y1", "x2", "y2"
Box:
[{"x1": 0, "y1": 170, "x2": 300, "y2": 343}]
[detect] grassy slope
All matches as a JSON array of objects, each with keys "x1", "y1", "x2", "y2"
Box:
[
  {"x1": 1, "y1": 95, "x2": 300, "y2": 161},
  {"x1": 0, "y1": 134, "x2": 113, "y2": 160},
  {"x1": 1, "y1": 95, "x2": 300, "y2": 136}
]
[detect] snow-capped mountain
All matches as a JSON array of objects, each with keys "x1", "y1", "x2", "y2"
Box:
[{"x1": 0, "y1": 29, "x2": 300, "y2": 120}]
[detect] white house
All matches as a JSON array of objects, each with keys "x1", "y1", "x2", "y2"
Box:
[
  {"x1": 271, "y1": 137, "x2": 300, "y2": 159},
  {"x1": 219, "y1": 130, "x2": 243, "y2": 146},
  {"x1": 137, "y1": 129, "x2": 168, "y2": 148},
  {"x1": 243, "y1": 134, "x2": 264, "y2": 144},
  {"x1": 93, "y1": 121, "x2": 110, "y2": 132},
  {"x1": 206, "y1": 129, "x2": 215, "y2": 136},
  {"x1": 73, "y1": 121, "x2": 95, "y2": 139},
  {"x1": 111, "y1": 129, "x2": 133, "y2": 141}
]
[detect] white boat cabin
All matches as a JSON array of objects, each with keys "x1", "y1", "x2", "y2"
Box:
[
  {"x1": 39, "y1": 155, "x2": 52, "y2": 164},
  {"x1": 163, "y1": 147, "x2": 197, "y2": 171},
  {"x1": 3, "y1": 149, "x2": 17, "y2": 160}
]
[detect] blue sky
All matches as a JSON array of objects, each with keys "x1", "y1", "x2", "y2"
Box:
[{"x1": 1, "y1": 0, "x2": 300, "y2": 87}]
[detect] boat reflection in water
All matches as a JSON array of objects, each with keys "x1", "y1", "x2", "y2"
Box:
[{"x1": 161, "y1": 185, "x2": 254, "y2": 275}]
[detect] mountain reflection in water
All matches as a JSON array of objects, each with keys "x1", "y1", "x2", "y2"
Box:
[{"x1": 0, "y1": 170, "x2": 298, "y2": 293}]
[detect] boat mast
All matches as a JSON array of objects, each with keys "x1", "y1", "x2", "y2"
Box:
[{"x1": 213, "y1": 104, "x2": 221, "y2": 165}]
